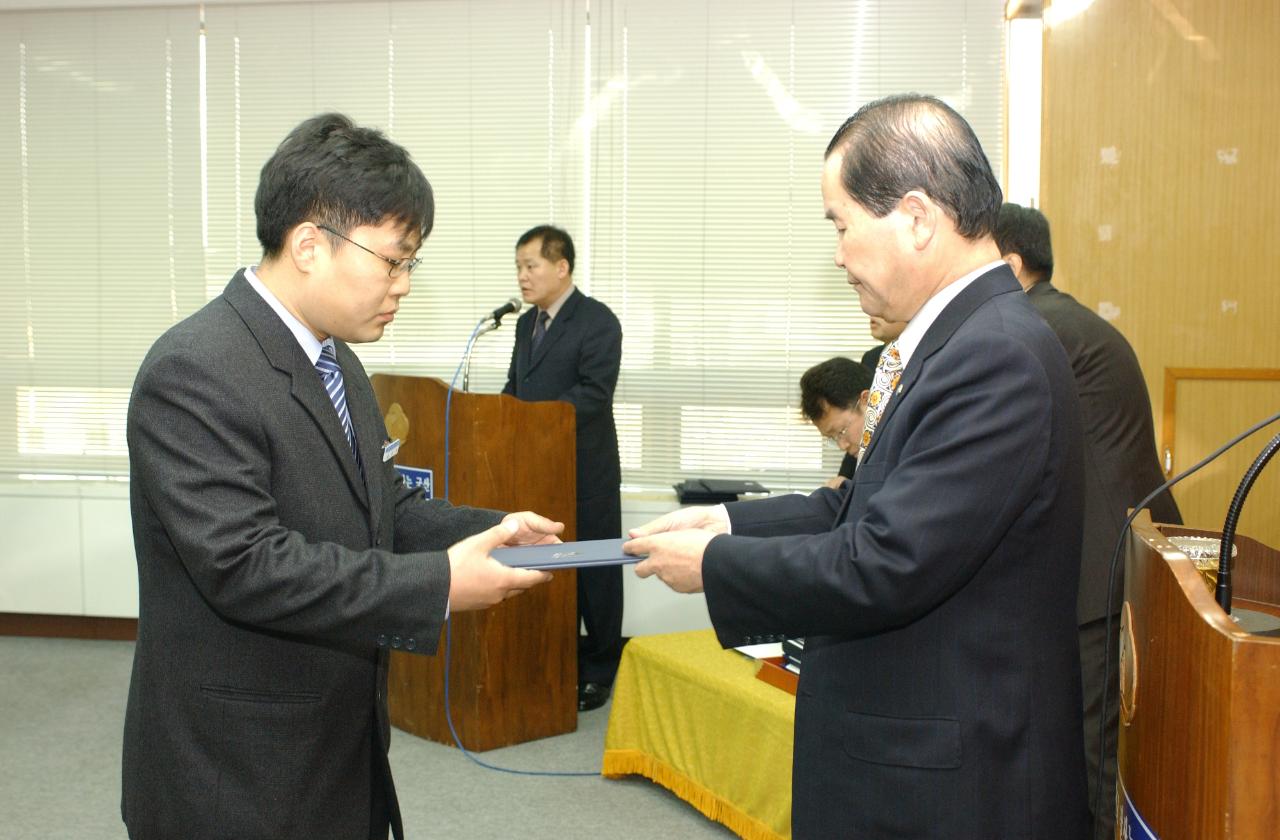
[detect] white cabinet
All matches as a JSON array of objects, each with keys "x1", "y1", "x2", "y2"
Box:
[
  {"x1": 0, "y1": 480, "x2": 135, "y2": 618},
  {"x1": 81, "y1": 496, "x2": 138, "y2": 617},
  {"x1": 0, "y1": 492, "x2": 84, "y2": 614}
]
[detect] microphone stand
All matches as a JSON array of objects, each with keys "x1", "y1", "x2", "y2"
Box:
[
  {"x1": 1215, "y1": 429, "x2": 1280, "y2": 613},
  {"x1": 459, "y1": 318, "x2": 499, "y2": 393}
]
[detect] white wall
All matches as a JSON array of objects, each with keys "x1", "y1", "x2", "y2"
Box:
[{"x1": 0, "y1": 480, "x2": 713, "y2": 636}]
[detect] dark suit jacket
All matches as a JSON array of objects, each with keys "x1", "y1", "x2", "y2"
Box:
[
  {"x1": 122, "y1": 272, "x2": 501, "y2": 840},
  {"x1": 860, "y1": 342, "x2": 885, "y2": 371},
  {"x1": 503, "y1": 287, "x2": 622, "y2": 536},
  {"x1": 704, "y1": 266, "x2": 1088, "y2": 839},
  {"x1": 1026, "y1": 280, "x2": 1181, "y2": 623}
]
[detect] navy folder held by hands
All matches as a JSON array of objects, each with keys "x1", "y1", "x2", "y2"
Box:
[{"x1": 491, "y1": 538, "x2": 645, "y2": 570}]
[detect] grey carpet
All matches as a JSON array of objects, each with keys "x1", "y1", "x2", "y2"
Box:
[{"x1": 0, "y1": 636, "x2": 737, "y2": 839}]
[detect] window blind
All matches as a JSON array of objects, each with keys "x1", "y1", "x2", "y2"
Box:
[
  {"x1": 0, "y1": 6, "x2": 202, "y2": 478},
  {"x1": 1, "y1": 0, "x2": 1005, "y2": 492}
]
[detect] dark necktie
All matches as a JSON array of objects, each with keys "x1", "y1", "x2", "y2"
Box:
[
  {"x1": 532, "y1": 310, "x2": 550, "y2": 350},
  {"x1": 315, "y1": 342, "x2": 363, "y2": 473}
]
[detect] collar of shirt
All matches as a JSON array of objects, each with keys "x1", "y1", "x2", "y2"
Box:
[
  {"x1": 538, "y1": 284, "x2": 577, "y2": 326},
  {"x1": 895, "y1": 260, "x2": 1005, "y2": 369},
  {"x1": 244, "y1": 266, "x2": 326, "y2": 365}
]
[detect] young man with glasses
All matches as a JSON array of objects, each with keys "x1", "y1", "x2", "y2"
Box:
[
  {"x1": 122, "y1": 113, "x2": 561, "y2": 840},
  {"x1": 798, "y1": 356, "x2": 873, "y2": 488}
]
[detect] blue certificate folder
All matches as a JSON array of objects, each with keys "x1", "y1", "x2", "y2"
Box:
[{"x1": 491, "y1": 538, "x2": 645, "y2": 570}]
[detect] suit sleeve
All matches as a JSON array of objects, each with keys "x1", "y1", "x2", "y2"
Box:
[
  {"x1": 556, "y1": 306, "x2": 621, "y2": 420},
  {"x1": 723, "y1": 488, "x2": 844, "y2": 537},
  {"x1": 129, "y1": 344, "x2": 463, "y2": 653},
  {"x1": 703, "y1": 330, "x2": 1057, "y2": 645},
  {"x1": 391, "y1": 486, "x2": 503, "y2": 552}
]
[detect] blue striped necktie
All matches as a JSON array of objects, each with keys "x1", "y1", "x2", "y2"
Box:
[
  {"x1": 315, "y1": 342, "x2": 363, "y2": 473},
  {"x1": 532, "y1": 310, "x2": 550, "y2": 349}
]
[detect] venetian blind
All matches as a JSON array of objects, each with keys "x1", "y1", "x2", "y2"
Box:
[
  {"x1": 1, "y1": 0, "x2": 1005, "y2": 493},
  {"x1": 0, "y1": 6, "x2": 202, "y2": 478}
]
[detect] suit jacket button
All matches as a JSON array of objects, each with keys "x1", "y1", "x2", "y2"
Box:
[
  {"x1": 377, "y1": 634, "x2": 388, "y2": 647},
  {"x1": 405, "y1": 638, "x2": 416, "y2": 651},
  {"x1": 391, "y1": 636, "x2": 402, "y2": 649}
]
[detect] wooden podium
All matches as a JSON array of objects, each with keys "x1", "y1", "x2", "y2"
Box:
[
  {"x1": 1117, "y1": 515, "x2": 1280, "y2": 838},
  {"x1": 370, "y1": 374, "x2": 578, "y2": 751}
]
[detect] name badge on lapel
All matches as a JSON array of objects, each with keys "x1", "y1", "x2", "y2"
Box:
[{"x1": 381, "y1": 438, "x2": 402, "y2": 462}]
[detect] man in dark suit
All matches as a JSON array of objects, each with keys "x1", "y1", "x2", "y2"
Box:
[
  {"x1": 859, "y1": 314, "x2": 907, "y2": 371},
  {"x1": 626, "y1": 95, "x2": 1089, "y2": 838},
  {"x1": 122, "y1": 113, "x2": 560, "y2": 840},
  {"x1": 799, "y1": 356, "x2": 873, "y2": 488},
  {"x1": 503, "y1": 225, "x2": 624, "y2": 712},
  {"x1": 996, "y1": 202, "x2": 1182, "y2": 838}
]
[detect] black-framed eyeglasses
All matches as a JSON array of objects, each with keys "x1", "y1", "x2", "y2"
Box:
[{"x1": 318, "y1": 224, "x2": 421, "y2": 278}]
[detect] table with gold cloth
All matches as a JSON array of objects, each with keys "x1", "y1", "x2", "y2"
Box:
[{"x1": 602, "y1": 629, "x2": 795, "y2": 840}]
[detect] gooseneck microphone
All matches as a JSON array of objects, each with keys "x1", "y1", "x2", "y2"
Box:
[
  {"x1": 460, "y1": 298, "x2": 524, "y2": 392},
  {"x1": 1215, "y1": 429, "x2": 1280, "y2": 613},
  {"x1": 488, "y1": 297, "x2": 523, "y2": 325}
]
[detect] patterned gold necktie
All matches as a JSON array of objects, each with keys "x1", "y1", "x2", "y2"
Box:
[{"x1": 857, "y1": 340, "x2": 902, "y2": 461}]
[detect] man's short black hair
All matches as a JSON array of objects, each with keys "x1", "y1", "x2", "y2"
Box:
[
  {"x1": 800, "y1": 357, "x2": 874, "y2": 423},
  {"x1": 994, "y1": 203, "x2": 1054, "y2": 283},
  {"x1": 824, "y1": 94, "x2": 1002, "y2": 240},
  {"x1": 516, "y1": 225, "x2": 575, "y2": 275},
  {"x1": 255, "y1": 113, "x2": 434, "y2": 258}
]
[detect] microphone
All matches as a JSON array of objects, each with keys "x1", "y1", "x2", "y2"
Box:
[
  {"x1": 460, "y1": 298, "x2": 523, "y2": 393},
  {"x1": 1214, "y1": 429, "x2": 1280, "y2": 613},
  {"x1": 488, "y1": 297, "x2": 523, "y2": 325}
]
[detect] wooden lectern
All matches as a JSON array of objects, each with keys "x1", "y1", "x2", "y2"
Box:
[
  {"x1": 370, "y1": 374, "x2": 578, "y2": 751},
  {"x1": 1117, "y1": 514, "x2": 1280, "y2": 838}
]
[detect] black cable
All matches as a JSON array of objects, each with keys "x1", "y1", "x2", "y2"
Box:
[
  {"x1": 1091, "y1": 409, "x2": 1280, "y2": 840},
  {"x1": 1214, "y1": 430, "x2": 1280, "y2": 612}
]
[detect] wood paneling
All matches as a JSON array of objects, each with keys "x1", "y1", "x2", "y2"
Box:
[
  {"x1": 1041, "y1": 0, "x2": 1280, "y2": 549},
  {"x1": 0, "y1": 613, "x2": 137, "y2": 640},
  {"x1": 1159, "y1": 369, "x2": 1280, "y2": 549},
  {"x1": 1162, "y1": 372, "x2": 1280, "y2": 548}
]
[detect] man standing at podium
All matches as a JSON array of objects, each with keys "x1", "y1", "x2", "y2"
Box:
[
  {"x1": 627, "y1": 95, "x2": 1089, "y2": 838},
  {"x1": 996, "y1": 202, "x2": 1183, "y2": 837},
  {"x1": 122, "y1": 113, "x2": 559, "y2": 840},
  {"x1": 504, "y1": 225, "x2": 625, "y2": 712}
]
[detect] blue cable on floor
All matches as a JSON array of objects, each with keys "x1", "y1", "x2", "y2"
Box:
[
  {"x1": 433, "y1": 320, "x2": 600, "y2": 778},
  {"x1": 440, "y1": 617, "x2": 600, "y2": 777}
]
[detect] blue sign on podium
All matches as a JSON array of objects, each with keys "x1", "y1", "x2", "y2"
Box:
[
  {"x1": 1119, "y1": 778, "x2": 1158, "y2": 839},
  {"x1": 395, "y1": 466, "x2": 434, "y2": 499}
]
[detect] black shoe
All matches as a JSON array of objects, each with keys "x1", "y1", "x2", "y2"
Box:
[{"x1": 578, "y1": 682, "x2": 611, "y2": 712}]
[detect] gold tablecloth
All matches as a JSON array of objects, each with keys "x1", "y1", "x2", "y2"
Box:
[{"x1": 603, "y1": 629, "x2": 794, "y2": 840}]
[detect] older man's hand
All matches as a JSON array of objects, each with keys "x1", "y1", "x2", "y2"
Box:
[
  {"x1": 625, "y1": 528, "x2": 717, "y2": 594},
  {"x1": 627, "y1": 505, "x2": 730, "y2": 539}
]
